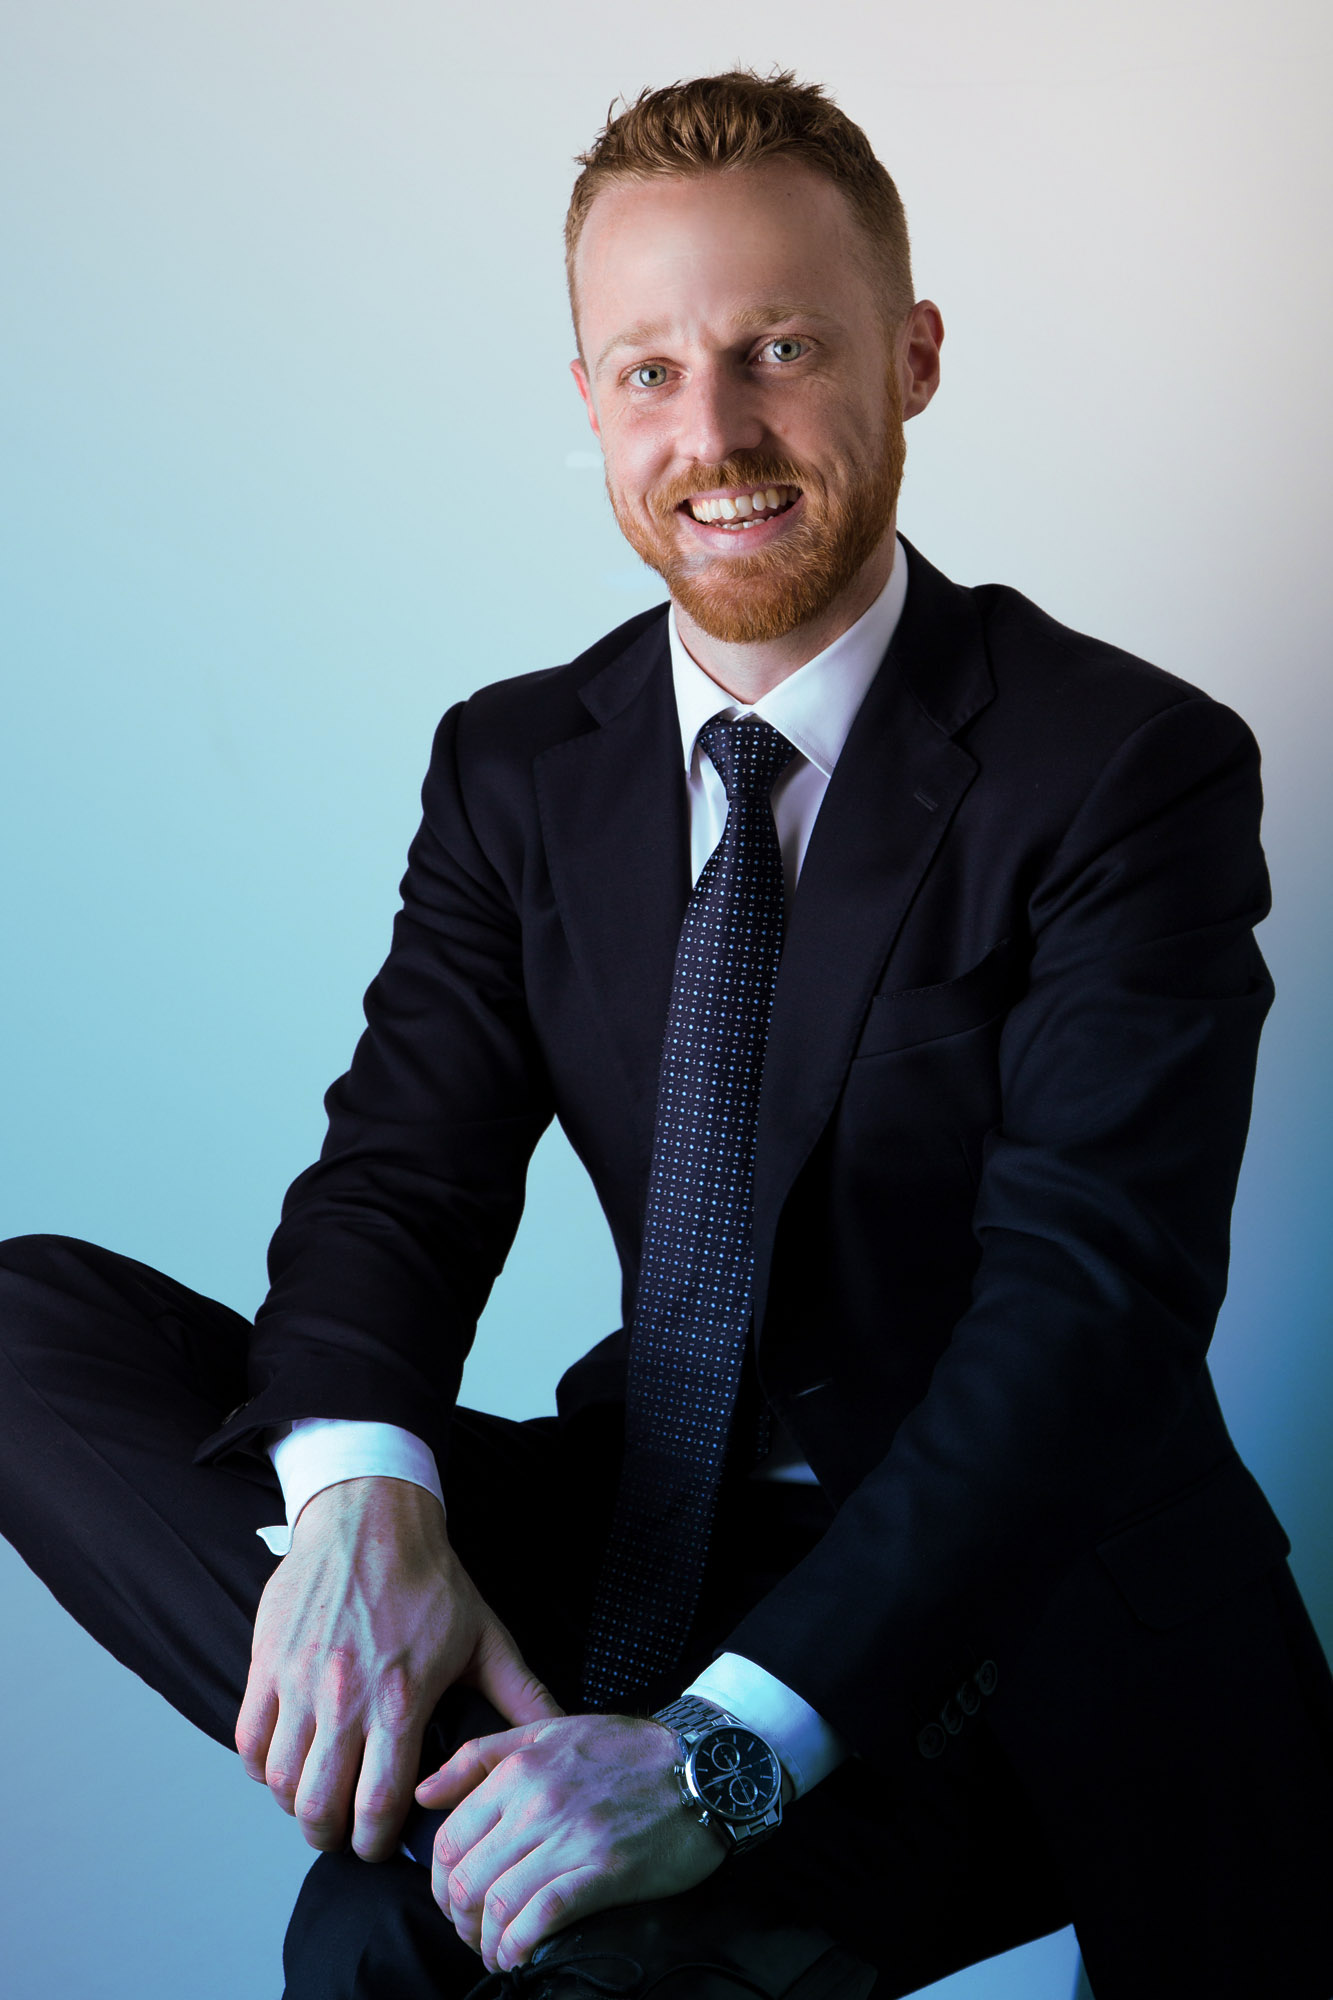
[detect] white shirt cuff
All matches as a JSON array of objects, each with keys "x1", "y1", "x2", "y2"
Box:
[
  {"x1": 685, "y1": 1651, "x2": 849, "y2": 1799},
  {"x1": 256, "y1": 1419, "x2": 445, "y2": 1556}
]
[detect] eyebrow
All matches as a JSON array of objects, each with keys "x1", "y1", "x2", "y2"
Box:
[{"x1": 595, "y1": 302, "x2": 840, "y2": 375}]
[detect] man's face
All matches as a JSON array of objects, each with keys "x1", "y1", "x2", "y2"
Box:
[{"x1": 570, "y1": 160, "x2": 908, "y2": 646}]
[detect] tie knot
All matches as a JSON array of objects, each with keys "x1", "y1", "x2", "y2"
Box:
[{"x1": 697, "y1": 715, "x2": 796, "y2": 804}]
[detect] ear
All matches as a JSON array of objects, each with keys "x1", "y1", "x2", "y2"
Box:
[
  {"x1": 900, "y1": 300, "x2": 944, "y2": 422},
  {"x1": 570, "y1": 357, "x2": 601, "y2": 439}
]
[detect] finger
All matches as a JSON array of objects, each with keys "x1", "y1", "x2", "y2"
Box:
[
  {"x1": 414, "y1": 1726, "x2": 533, "y2": 1804},
  {"x1": 471, "y1": 1620, "x2": 566, "y2": 1727},
  {"x1": 494, "y1": 1864, "x2": 606, "y2": 1974},
  {"x1": 292, "y1": 1722, "x2": 363, "y2": 1851},
  {"x1": 431, "y1": 1779, "x2": 509, "y2": 1925},
  {"x1": 234, "y1": 1671, "x2": 280, "y2": 1784},
  {"x1": 350, "y1": 1717, "x2": 422, "y2": 1863},
  {"x1": 263, "y1": 1704, "x2": 318, "y2": 1818},
  {"x1": 436, "y1": 1813, "x2": 544, "y2": 1957},
  {"x1": 479, "y1": 1841, "x2": 568, "y2": 1969}
]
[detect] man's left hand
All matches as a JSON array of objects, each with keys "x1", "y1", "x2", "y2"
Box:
[{"x1": 413, "y1": 1714, "x2": 726, "y2": 1972}]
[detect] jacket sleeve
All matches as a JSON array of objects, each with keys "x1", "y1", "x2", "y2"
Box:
[
  {"x1": 722, "y1": 692, "x2": 1275, "y2": 1770},
  {"x1": 195, "y1": 702, "x2": 553, "y2": 1476}
]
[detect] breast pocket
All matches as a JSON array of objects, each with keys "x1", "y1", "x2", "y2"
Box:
[{"x1": 854, "y1": 937, "x2": 1026, "y2": 1059}]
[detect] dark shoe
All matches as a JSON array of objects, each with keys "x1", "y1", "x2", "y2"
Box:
[{"x1": 459, "y1": 1895, "x2": 877, "y2": 1998}]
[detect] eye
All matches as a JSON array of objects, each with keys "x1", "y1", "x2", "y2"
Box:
[
  {"x1": 629, "y1": 362, "x2": 669, "y2": 389},
  {"x1": 762, "y1": 337, "x2": 807, "y2": 363}
]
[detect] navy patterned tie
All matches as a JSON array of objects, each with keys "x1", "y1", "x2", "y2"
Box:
[{"x1": 581, "y1": 714, "x2": 796, "y2": 1711}]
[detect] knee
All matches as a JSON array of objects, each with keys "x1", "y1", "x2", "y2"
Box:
[
  {"x1": 0, "y1": 1233, "x2": 104, "y2": 1285},
  {"x1": 284, "y1": 1851, "x2": 479, "y2": 2000},
  {"x1": 0, "y1": 1235, "x2": 140, "y2": 1358}
]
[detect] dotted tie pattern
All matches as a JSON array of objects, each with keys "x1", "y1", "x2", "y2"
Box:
[{"x1": 581, "y1": 715, "x2": 796, "y2": 1712}]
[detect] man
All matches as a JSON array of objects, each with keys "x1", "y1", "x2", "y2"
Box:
[{"x1": 1, "y1": 69, "x2": 1331, "y2": 2000}]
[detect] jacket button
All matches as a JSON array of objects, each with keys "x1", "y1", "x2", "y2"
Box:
[
  {"x1": 974, "y1": 1661, "x2": 998, "y2": 1697},
  {"x1": 916, "y1": 1723, "x2": 947, "y2": 1760},
  {"x1": 940, "y1": 1698, "x2": 964, "y2": 1735},
  {"x1": 957, "y1": 1681, "x2": 981, "y2": 1717}
]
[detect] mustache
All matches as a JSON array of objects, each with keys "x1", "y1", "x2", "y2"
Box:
[{"x1": 646, "y1": 456, "x2": 813, "y2": 521}]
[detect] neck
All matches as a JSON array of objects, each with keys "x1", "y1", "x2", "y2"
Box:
[{"x1": 670, "y1": 518, "x2": 898, "y2": 702}]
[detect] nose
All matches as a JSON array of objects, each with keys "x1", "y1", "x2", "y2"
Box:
[{"x1": 677, "y1": 361, "x2": 766, "y2": 468}]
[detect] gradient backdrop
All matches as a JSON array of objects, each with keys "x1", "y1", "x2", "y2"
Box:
[{"x1": 1, "y1": 4, "x2": 1329, "y2": 1996}]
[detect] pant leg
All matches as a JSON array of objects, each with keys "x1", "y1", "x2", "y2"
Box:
[
  {"x1": 0, "y1": 1232, "x2": 609, "y2": 1747},
  {"x1": 0, "y1": 1232, "x2": 282, "y2": 1744},
  {"x1": 284, "y1": 1853, "x2": 490, "y2": 2000}
]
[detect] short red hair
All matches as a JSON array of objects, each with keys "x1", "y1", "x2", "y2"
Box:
[{"x1": 565, "y1": 70, "x2": 915, "y2": 335}]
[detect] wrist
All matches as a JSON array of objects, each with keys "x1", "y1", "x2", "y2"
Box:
[{"x1": 291, "y1": 1475, "x2": 450, "y2": 1548}]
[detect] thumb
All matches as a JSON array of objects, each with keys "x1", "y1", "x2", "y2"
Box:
[{"x1": 473, "y1": 1617, "x2": 566, "y2": 1725}]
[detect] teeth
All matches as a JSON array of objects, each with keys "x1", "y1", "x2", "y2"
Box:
[{"x1": 687, "y1": 484, "x2": 797, "y2": 524}]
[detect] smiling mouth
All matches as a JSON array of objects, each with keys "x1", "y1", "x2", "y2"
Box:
[{"x1": 678, "y1": 483, "x2": 802, "y2": 530}]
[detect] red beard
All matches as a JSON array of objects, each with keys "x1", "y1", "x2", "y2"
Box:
[{"x1": 607, "y1": 372, "x2": 906, "y2": 645}]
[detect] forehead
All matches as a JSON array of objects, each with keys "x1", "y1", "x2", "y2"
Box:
[{"x1": 575, "y1": 159, "x2": 878, "y2": 367}]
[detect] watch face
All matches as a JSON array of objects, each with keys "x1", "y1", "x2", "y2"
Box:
[{"x1": 690, "y1": 1726, "x2": 782, "y2": 1822}]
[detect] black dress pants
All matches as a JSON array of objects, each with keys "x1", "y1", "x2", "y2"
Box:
[{"x1": 2, "y1": 1233, "x2": 1332, "y2": 2000}]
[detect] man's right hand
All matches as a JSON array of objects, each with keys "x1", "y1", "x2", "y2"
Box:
[{"x1": 234, "y1": 1476, "x2": 563, "y2": 1862}]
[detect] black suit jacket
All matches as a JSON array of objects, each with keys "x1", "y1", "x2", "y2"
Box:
[{"x1": 199, "y1": 537, "x2": 1288, "y2": 1781}]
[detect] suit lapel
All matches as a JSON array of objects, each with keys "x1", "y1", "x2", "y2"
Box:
[
  {"x1": 535, "y1": 613, "x2": 689, "y2": 1142},
  {"x1": 751, "y1": 540, "x2": 996, "y2": 1333}
]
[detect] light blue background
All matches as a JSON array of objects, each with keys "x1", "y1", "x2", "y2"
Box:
[{"x1": 1, "y1": 4, "x2": 1329, "y2": 1996}]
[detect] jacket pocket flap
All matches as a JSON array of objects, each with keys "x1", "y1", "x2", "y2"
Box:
[
  {"x1": 1096, "y1": 1457, "x2": 1290, "y2": 1631},
  {"x1": 855, "y1": 937, "x2": 1024, "y2": 1058}
]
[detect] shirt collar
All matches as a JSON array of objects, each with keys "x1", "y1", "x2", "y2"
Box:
[{"x1": 667, "y1": 536, "x2": 910, "y2": 778}]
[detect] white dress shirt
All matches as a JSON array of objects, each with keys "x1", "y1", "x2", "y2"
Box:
[{"x1": 259, "y1": 538, "x2": 911, "y2": 1799}]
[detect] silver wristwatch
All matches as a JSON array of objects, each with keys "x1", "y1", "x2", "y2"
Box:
[{"x1": 652, "y1": 1695, "x2": 785, "y2": 1854}]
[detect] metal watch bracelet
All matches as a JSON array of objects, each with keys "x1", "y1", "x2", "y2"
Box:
[{"x1": 652, "y1": 1695, "x2": 786, "y2": 1853}]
